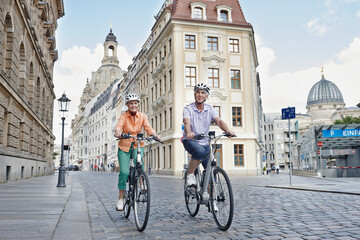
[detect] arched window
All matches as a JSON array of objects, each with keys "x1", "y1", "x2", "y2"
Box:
[
  {"x1": 220, "y1": 10, "x2": 228, "y2": 22},
  {"x1": 19, "y1": 42, "x2": 27, "y2": 96},
  {"x1": 35, "y1": 77, "x2": 40, "y2": 114},
  {"x1": 3, "y1": 14, "x2": 13, "y2": 78},
  {"x1": 108, "y1": 45, "x2": 114, "y2": 57},
  {"x1": 193, "y1": 7, "x2": 203, "y2": 19},
  {"x1": 28, "y1": 62, "x2": 34, "y2": 107}
]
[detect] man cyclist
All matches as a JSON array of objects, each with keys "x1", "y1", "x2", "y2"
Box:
[{"x1": 183, "y1": 83, "x2": 235, "y2": 187}]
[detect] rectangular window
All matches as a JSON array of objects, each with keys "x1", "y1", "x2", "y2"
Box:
[
  {"x1": 164, "y1": 75, "x2": 166, "y2": 93},
  {"x1": 211, "y1": 106, "x2": 220, "y2": 125},
  {"x1": 231, "y1": 69, "x2": 241, "y2": 89},
  {"x1": 159, "y1": 51, "x2": 162, "y2": 61},
  {"x1": 155, "y1": 116, "x2": 158, "y2": 132},
  {"x1": 185, "y1": 35, "x2": 196, "y2": 49},
  {"x1": 159, "y1": 79, "x2": 162, "y2": 96},
  {"x1": 159, "y1": 113, "x2": 162, "y2": 131},
  {"x1": 232, "y1": 107, "x2": 242, "y2": 126},
  {"x1": 164, "y1": 45, "x2": 166, "y2": 57},
  {"x1": 207, "y1": 37, "x2": 218, "y2": 50},
  {"x1": 208, "y1": 68, "x2": 219, "y2": 87},
  {"x1": 185, "y1": 66, "x2": 196, "y2": 87},
  {"x1": 169, "y1": 70, "x2": 172, "y2": 90},
  {"x1": 229, "y1": 38, "x2": 239, "y2": 53},
  {"x1": 169, "y1": 39, "x2": 172, "y2": 53},
  {"x1": 155, "y1": 84, "x2": 158, "y2": 99},
  {"x1": 163, "y1": 146, "x2": 166, "y2": 169},
  {"x1": 234, "y1": 144, "x2": 244, "y2": 166},
  {"x1": 155, "y1": 57, "x2": 158, "y2": 67},
  {"x1": 169, "y1": 145, "x2": 172, "y2": 168},
  {"x1": 164, "y1": 110, "x2": 167, "y2": 130},
  {"x1": 169, "y1": 107, "x2": 173, "y2": 128}
]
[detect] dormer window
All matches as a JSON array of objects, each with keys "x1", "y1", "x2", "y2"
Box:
[
  {"x1": 216, "y1": 5, "x2": 233, "y2": 23},
  {"x1": 190, "y1": 2, "x2": 207, "y2": 20},
  {"x1": 220, "y1": 10, "x2": 228, "y2": 22},
  {"x1": 193, "y1": 7, "x2": 203, "y2": 19}
]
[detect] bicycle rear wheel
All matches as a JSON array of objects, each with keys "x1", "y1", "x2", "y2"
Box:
[
  {"x1": 134, "y1": 170, "x2": 150, "y2": 232},
  {"x1": 210, "y1": 167, "x2": 234, "y2": 231},
  {"x1": 184, "y1": 171, "x2": 200, "y2": 217}
]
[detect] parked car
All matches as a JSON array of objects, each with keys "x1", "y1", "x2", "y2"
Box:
[{"x1": 68, "y1": 165, "x2": 80, "y2": 171}]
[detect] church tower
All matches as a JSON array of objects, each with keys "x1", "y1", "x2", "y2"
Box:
[
  {"x1": 88, "y1": 28, "x2": 123, "y2": 96},
  {"x1": 102, "y1": 27, "x2": 119, "y2": 66}
]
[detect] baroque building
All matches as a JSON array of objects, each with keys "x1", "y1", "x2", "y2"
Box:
[
  {"x1": 71, "y1": 29, "x2": 123, "y2": 170},
  {"x1": 0, "y1": 0, "x2": 64, "y2": 182},
  {"x1": 116, "y1": 0, "x2": 262, "y2": 176},
  {"x1": 263, "y1": 70, "x2": 360, "y2": 174}
]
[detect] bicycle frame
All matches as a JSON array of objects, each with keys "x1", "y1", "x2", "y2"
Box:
[{"x1": 188, "y1": 131, "x2": 226, "y2": 205}]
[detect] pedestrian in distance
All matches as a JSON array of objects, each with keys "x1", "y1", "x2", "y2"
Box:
[
  {"x1": 114, "y1": 93, "x2": 160, "y2": 211},
  {"x1": 94, "y1": 164, "x2": 97, "y2": 172}
]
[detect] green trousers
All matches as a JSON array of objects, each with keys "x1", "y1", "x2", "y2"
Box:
[{"x1": 117, "y1": 147, "x2": 144, "y2": 190}]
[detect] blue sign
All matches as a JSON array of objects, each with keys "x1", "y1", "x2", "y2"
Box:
[
  {"x1": 281, "y1": 107, "x2": 296, "y2": 120},
  {"x1": 323, "y1": 129, "x2": 360, "y2": 138}
]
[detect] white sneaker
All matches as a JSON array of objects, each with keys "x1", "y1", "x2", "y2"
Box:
[
  {"x1": 116, "y1": 199, "x2": 124, "y2": 211},
  {"x1": 186, "y1": 174, "x2": 196, "y2": 187}
]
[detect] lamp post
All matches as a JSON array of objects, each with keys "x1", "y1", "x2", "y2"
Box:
[{"x1": 57, "y1": 93, "x2": 71, "y2": 187}]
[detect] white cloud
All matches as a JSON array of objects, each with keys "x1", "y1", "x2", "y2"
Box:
[
  {"x1": 305, "y1": 18, "x2": 330, "y2": 35},
  {"x1": 53, "y1": 44, "x2": 133, "y2": 143},
  {"x1": 258, "y1": 37, "x2": 360, "y2": 114},
  {"x1": 357, "y1": 10, "x2": 360, "y2": 18}
]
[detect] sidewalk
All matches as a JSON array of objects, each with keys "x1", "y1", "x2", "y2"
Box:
[
  {"x1": 0, "y1": 173, "x2": 91, "y2": 240},
  {"x1": 0, "y1": 172, "x2": 359, "y2": 240}
]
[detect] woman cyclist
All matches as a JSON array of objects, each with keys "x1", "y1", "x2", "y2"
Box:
[{"x1": 114, "y1": 93, "x2": 160, "y2": 211}]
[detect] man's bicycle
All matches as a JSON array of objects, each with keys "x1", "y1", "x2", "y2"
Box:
[
  {"x1": 119, "y1": 133, "x2": 162, "y2": 231},
  {"x1": 183, "y1": 131, "x2": 235, "y2": 230}
]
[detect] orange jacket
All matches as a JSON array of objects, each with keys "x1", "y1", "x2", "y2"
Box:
[{"x1": 115, "y1": 110, "x2": 155, "y2": 152}]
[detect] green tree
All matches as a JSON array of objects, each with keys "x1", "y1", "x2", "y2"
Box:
[
  {"x1": 334, "y1": 116, "x2": 360, "y2": 124},
  {"x1": 53, "y1": 151, "x2": 59, "y2": 160}
]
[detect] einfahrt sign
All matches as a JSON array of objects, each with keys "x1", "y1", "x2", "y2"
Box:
[{"x1": 317, "y1": 141, "x2": 323, "y2": 147}]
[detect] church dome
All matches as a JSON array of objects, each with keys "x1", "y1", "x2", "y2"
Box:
[
  {"x1": 306, "y1": 76, "x2": 344, "y2": 107},
  {"x1": 105, "y1": 29, "x2": 117, "y2": 42}
]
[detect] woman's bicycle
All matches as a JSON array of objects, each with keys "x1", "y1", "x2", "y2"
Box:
[
  {"x1": 119, "y1": 133, "x2": 162, "y2": 231},
  {"x1": 183, "y1": 131, "x2": 235, "y2": 230}
]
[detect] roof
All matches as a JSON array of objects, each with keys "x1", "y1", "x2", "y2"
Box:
[
  {"x1": 105, "y1": 29, "x2": 117, "y2": 43},
  {"x1": 316, "y1": 124, "x2": 360, "y2": 150},
  {"x1": 306, "y1": 76, "x2": 344, "y2": 107},
  {"x1": 171, "y1": 0, "x2": 250, "y2": 26}
]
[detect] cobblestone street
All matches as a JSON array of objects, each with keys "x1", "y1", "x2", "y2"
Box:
[{"x1": 78, "y1": 172, "x2": 360, "y2": 239}]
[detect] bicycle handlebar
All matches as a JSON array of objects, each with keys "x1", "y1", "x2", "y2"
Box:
[
  {"x1": 193, "y1": 132, "x2": 237, "y2": 140},
  {"x1": 117, "y1": 133, "x2": 164, "y2": 144}
]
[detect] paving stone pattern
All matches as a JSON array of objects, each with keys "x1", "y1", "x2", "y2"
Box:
[{"x1": 78, "y1": 172, "x2": 360, "y2": 240}]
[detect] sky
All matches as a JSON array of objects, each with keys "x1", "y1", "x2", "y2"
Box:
[{"x1": 53, "y1": 0, "x2": 360, "y2": 144}]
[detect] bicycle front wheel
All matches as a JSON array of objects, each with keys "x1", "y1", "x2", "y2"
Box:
[
  {"x1": 134, "y1": 170, "x2": 150, "y2": 232},
  {"x1": 184, "y1": 171, "x2": 200, "y2": 217},
  {"x1": 210, "y1": 167, "x2": 234, "y2": 231},
  {"x1": 123, "y1": 187, "x2": 131, "y2": 219}
]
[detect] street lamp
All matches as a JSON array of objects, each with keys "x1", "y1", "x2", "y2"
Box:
[{"x1": 57, "y1": 93, "x2": 71, "y2": 187}]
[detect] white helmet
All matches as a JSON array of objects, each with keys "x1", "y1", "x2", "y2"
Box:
[
  {"x1": 194, "y1": 83, "x2": 210, "y2": 94},
  {"x1": 125, "y1": 93, "x2": 140, "y2": 104}
]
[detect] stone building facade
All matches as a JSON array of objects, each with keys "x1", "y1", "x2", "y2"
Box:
[
  {"x1": 117, "y1": 0, "x2": 262, "y2": 176},
  {"x1": 0, "y1": 0, "x2": 64, "y2": 182}
]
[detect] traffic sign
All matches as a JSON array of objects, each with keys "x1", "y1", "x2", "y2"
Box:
[
  {"x1": 317, "y1": 150, "x2": 320, "y2": 155},
  {"x1": 317, "y1": 141, "x2": 323, "y2": 147},
  {"x1": 281, "y1": 107, "x2": 296, "y2": 120}
]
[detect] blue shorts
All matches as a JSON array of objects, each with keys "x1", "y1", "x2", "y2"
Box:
[{"x1": 183, "y1": 140, "x2": 210, "y2": 169}]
